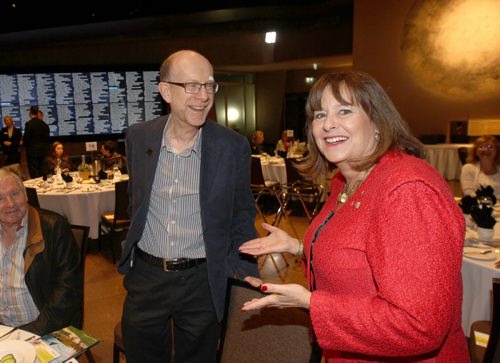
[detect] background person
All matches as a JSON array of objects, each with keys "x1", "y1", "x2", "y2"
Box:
[
  {"x1": 275, "y1": 130, "x2": 290, "y2": 156},
  {"x1": 23, "y1": 106, "x2": 50, "y2": 178},
  {"x1": 100, "y1": 140, "x2": 127, "y2": 171},
  {"x1": 239, "y1": 71, "x2": 468, "y2": 362},
  {"x1": 460, "y1": 135, "x2": 500, "y2": 200},
  {"x1": 250, "y1": 130, "x2": 265, "y2": 155},
  {"x1": 41, "y1": 141, "x2": 73, "y2": 176},
  {"x1": 119, "y1": 50, "x2": 259, "y2": 363},
  {"x1": 0, "y1": 167, "x2": 82, "y2": 335},
  {"x1": 0, "y1": 115, "x2": 22, "y2": 166}
]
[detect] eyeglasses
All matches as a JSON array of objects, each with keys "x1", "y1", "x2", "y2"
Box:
[
  {"x1": 478, "y1": 144, "x2": 494, "y2": 150},
  {"x1": 165, "y1": 81, "x2": 219, "y2": 94}
]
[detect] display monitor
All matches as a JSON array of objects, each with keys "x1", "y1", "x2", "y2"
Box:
[{"x1": 0, "y1": 68, "x2": 165, "y2": 137}]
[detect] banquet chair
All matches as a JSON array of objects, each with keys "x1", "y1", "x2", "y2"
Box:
[
  {"x1": 458, "y1": 147, "x2": 469, "y2": 165},
  {"x1": 70, "y1": 224, "x2": 95, "y2": 363},
  {"x1": 469, "y1": 277, "x2": 500, "y2": 363},
  {"x1": 250, "y1": 156, "x2": 282, "y2": 225},
  {"x1": 26, "y1": 186, "x2": 40, "y2": 208},
  {"x1": 250, "y1": 157, "x2": 289, "y2": 274},
  {"x1": 113, "y1": 322, "x2": 125, "y2": 363},
  {"x1": 98, "y1": 180, "x2": 130, "y2": 263},
  {"x1": 216, "y1": 278, "x2": 313, "y2": 363},
  {"x1": 279, "y1": 158, "x2": 324, "y2": 223}
]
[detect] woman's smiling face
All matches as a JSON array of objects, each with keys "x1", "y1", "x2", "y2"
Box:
[{"x1": 311, "y1": 85, "x2": 378, "y2": 168}]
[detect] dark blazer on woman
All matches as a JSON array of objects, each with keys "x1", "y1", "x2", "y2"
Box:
[
  {"x1": 0, "y1": 126, "x2": 22, "y2": 165},
  {"x1": 118, "y1": 115, "x2": 259, "y2": 321}
]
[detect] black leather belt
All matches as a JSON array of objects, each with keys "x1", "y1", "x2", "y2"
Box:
[{"x1": 136, "y1": 248, "x2": 206, "y2": 272}]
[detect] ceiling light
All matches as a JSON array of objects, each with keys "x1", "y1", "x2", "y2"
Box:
[
  {"x1": 312, "y1": 63, "x2": 318, "y2": 70},
  {"x1": 265, "y1": 31, "x2": 276, "y2": 44},
  {"x1": 305, "y1": 77, "x2": 315, "y2": 84}
]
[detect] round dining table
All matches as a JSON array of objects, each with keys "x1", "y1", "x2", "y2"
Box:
[
  {"x1": 23, "y1": 176, "x2": 128, "y2": 239},
  {"x1": 461, "y1": 227, "x2": 500, "y2": 336}
]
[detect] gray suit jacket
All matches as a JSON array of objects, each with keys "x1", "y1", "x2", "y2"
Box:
[{"x1": 118, "y1": 115, "x2": 259, "y2": 320}]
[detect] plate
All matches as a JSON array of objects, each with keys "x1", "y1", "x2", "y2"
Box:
[
  {"x1": 463, "y1": 247, "x2": 498, "y2": 261},
  {"x1": 0, "y1": 340, "x2": 37, "y2": 363},
  {"x1": 469, "y1": 237, "x2": 500, "y2": 248}
]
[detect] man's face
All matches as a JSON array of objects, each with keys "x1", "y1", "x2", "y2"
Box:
[
  {"x1": 0, "y1": 176, "x2": 28, "y2": 228},
  {"x1": 158, "y1": 52, "x2": 215, "y2": 130}
]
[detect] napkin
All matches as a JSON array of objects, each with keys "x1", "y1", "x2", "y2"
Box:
[
  {"x1": 476, "y1": 185, "x2": 497, "y2": 205},
  {"x1": 470, "y1": 205, "x2": 496, "y2": 228},
  {"x1": 62, "y1": 172, "x2": 73, "y2": 183},
  {"x1": 98, "y1": 169, "x2": 107, "y2": 180},
  {"x1": 459, "y1": 195, "x2": 477, "y2": 215}
]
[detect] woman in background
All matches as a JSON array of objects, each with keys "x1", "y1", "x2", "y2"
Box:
[
  {"x1": 239, "y1": 71, "x2": 468, "y2": 362},
  {"x1": 460, "y1": 135, "x2": 500, "y2": 200},
  {"x1": 0, "y1": 115, "x2": 22, "y2": 166},
  {"x1": 41, "y1": 141, "x2": 72, "y2": 176}
]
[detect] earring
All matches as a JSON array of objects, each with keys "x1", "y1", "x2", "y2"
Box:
[{"x1": 374, "y1": 131, "x2": 380, "y2": 141}]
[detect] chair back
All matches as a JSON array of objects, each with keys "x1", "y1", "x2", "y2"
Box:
[
  {"x1": 484, "y1": 277, "x2": 500, "y2": 363},
  {"x1": 216, "y1": 278, "x2": 313, "y2": 363},
  {"x1": 113, "y1": 180, "x2": 129, "y2": 222},
  {"x1": 26, "y1": 187, "x2": 40, "y2": 208},
  {"x1": 250, "y1": 156, "x2": 266, "y2": 186},
  {"x1": 284, "y1": 158, "x2": 305, "y2": 184},
  {"x1": 69, "y1": 224, "x2": 89, "y2": 330},
  {"x1": 70, "y1": 224, "x2": 90, "y2": 272},
  {"x1": 458, "y1": 147, "x2": 469, "y2": 165}
]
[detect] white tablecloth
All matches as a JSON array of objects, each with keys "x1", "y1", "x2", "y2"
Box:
[
  {"x1": 24, "y1": 177, "x2": 126, "y2": 239},
  {"x1": 424, "y1": 143, "x2": 472, "y2": 180},
  {"x1": 260, "y1": 158, "x2": 287, "y2": 184},
  {"x1": 461, "y1": 227, "x2": 500, "y2": 336}
]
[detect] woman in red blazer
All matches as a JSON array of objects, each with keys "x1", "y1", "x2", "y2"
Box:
[{"x1": 240, "y1": 71, "x2": 469, "y2": 362}]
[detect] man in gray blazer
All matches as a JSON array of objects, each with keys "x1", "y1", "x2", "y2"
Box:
[{"x1": 119, "y1": 50, "x2": 259, "y2": 363}]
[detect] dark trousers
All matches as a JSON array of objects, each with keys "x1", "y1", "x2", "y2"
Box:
[
  {"x1": 27, "y1": 153, "x2": 44, "y2": 178},
  {"x1": 122, "y1": 256, "x2": 220, "y2": 363}
]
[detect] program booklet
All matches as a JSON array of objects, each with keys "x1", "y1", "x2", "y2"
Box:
[{"x1": 32, "y1": 325, "x2": 99, "y2": 363}]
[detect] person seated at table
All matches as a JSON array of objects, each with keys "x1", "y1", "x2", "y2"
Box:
[
  {"x1": 0, "y1": 167, "x2": 82, "y2": 335},
  {"x1": 460, "y1": 135, "x2": 500, "y2": 200},
  {"x1": 250, "y1": 130, "x2": 274, "y2": 155},
  {"x1": 41, "y1": 141, "x2": 73, "y2": 176},
  {"x1": 100, "y1": 140, "x2": 127, "y2": 172},
  {"x1": 275, "y1": 130, "x2": 290, "y2": 157},
  {"x1": 250, "y1": 130, "x2": 265, "y2": 155}
]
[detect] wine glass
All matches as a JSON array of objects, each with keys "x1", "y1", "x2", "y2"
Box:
[{"x1": 107, "y1": 169, "x2": 114, "y2": 185}]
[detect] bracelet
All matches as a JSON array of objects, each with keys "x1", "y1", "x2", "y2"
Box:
[{"x1": 296, "y1": 240, "x2": 304, "y2": 259}]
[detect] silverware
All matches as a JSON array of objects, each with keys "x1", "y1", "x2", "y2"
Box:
[
  {"x1": 0, "y1": 327, "x2": 17, "y2": 340},
  {"x1": 464, "y1": 250, "x2": 493, "y2": 255}
]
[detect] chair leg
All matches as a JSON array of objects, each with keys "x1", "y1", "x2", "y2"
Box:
[
  {"x1": 110, "y1": 231, "x2": 116, "y2": 264},
  {"x1": 85, "y1": 350, "x2": 96, "y2": 363},
  {"x1": 97, "y1": 222, "x2": 102, "y2": 251},
  {"x1": 113, "y1": 343, "x2": 120, "y2": 363}
]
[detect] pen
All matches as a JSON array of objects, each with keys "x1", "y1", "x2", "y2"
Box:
[{"x1": 0, "y1": 327, "x2": 18, "y2": 340}]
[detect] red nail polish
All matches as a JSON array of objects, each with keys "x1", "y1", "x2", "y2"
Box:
[
  {"x1": 240, "y1": 309, "x2": 246, "y2": 313},
  {"x1": 260, "y1": 285, "x2": 267, "y2": 292}
]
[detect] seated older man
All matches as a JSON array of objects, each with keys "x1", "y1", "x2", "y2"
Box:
[{"x1": 0, "y1": 167, "x2": 82, "y2": 335}]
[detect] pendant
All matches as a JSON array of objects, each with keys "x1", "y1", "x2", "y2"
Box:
[{"x1": 338, "y1": 192, "x2": 349, "y2": 204}]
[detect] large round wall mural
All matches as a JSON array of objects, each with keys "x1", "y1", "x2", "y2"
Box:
[{"x1": 401, "y1": 0, "x2": 500, "y2": 100}]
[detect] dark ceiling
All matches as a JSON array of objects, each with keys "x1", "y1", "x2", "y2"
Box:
[{"x1": 0, "y1": 0, "x2": 340, "y2": 34}]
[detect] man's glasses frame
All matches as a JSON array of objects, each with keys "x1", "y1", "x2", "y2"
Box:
[{"x1": 164, "y1": 81, "x2": 219, "y2": 94}]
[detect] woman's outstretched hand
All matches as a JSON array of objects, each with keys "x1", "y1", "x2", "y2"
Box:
[
  {"x1": 241, "y1": 282, "x2": 311, "y2": 311},
  {"x1": 239, "y1": 223, "x2": 298, "y2": 256}
]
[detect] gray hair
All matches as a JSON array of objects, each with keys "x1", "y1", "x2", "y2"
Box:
[{"x1": 0, "y1": 167, "x2": 27, "y2": 198}]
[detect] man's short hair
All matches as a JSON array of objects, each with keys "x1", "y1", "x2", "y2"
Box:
[{"x1": 29, "y1": 106, "x2": 39, "y2": 115}]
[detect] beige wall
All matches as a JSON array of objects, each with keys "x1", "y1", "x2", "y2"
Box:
[{"x1": 353, "y1": 0, "x2": 500, "y2": 139}]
